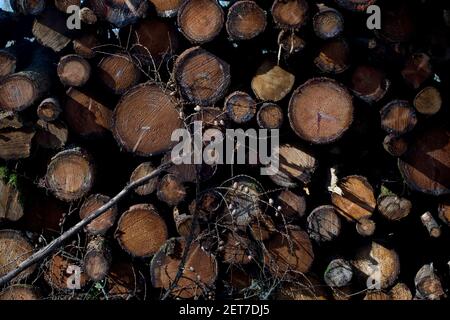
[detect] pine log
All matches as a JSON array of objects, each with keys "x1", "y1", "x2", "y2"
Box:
[
  {"x1": 65, "y1": 87, "x2": 113, "y2": 139},
  {"x1": 277, "y1": 30, "x2": 306, "y2": 56},
  {"x1": 44, "y1": 148, "x2": 95, "y2": 202},
  {"x1": 438, "y1": 199, "x2": 450, "y2": 226},
  {"x1": 401, "y1": 53, "x2": 432, "y2": 89},
  {"x1": 173, "y1": 207, "x2": 200, "y2": 238},
  {"x1": 288, "y1": 78, "x2": 353, "y2": 144},
  {"x1": 264, "y1": 225, "x2": 314, "y2": 277},
  {"x1": 130, "y1": 162, "x2": 158, "y2": 196},
  {"x1": 98, "y1": 53, "x2": 140, "y2": 95},
  {"x1": 377, "y1": 195, "x2": 412, "y2": 221},
  {"x1": 174, "y1": 47, "x2": 230, "y2": 106},
  {"x1": 313, "y1": 5, "x2": 344, "y2": 40},
  {"x1": 35, "y1": 119, "x2": 69, "y2": 149},
  {"x1": 188, "y1": 190, "x2": 222, "y2": 220},
  {"x1": 0, "y1": 171, "x2": 24, "y2": 222},
  {"x1": 10, "y1": 0, "x2": 46, "y2": 15},
  {"x1": 80, "y1": 7, "x2": 97, "y2": 24},
  {"x1": 115, "y1": 204, "x2": 168, "y2": 258},
  {"x1": 380, "y1": 100, "x2": 417, "y2": 136},
  {"x1": 307, "y1": 205, "x2": 341, "y2": 242},
  {"x1": 0, "y1": 230, "x2": 36, "y2": 282},
  {"x1": 352, "y1": 242, "x2": 400, "y2": 289},
  {"x1": 420, "y1": 211, "x2": 441, "y2": 238},
  {"x1": 251, "y1": 61, "x2": 295, "y2": 102},
  {"x1": 271, "y1": 0, "x2": 309, "y2": 29},
  {"x1": 256, "y1": 103, "x2": 283, "y2": 129},
  {"x1": 331, "y1": 175, "x2": 376, "y2": 222},
  {"x1": 350, "y1": 65, "x2": 390, "y2": 104},
  {"x1": 73, "y1": 32, "x2": 100, "y2": 59},
  {"x1": 151, "y1": 238, "x2": 218, "y2": 299},
  {"x1": 277, "y1": 189, "x2": 307, "y2": 221},
  {"x1": 54, "y1": 0, "x2": 80, "y2": 12},
  {"x1": 149, "y1": 0, "x2": 182, "y2": 17},
  {"x1": 226, "y1": 1, "x2": 266, "y2": 41},
  {"x1": 383, "y1": 134, "x2": 408, "y2": 157},
  {"x1": 314, "y1": 38, "x2": 350, "y2": 74},
  {"x1": 398, "y1": 128, "x2": 450, "y2": 196},
  {"x1": 414, "y1": 264, "x2": 445, "y2": 300},
  {"x1": 37, "y1": 97, "x2": 62, "y2": 122},
  {"x1": 414, "y1": 86, "x2": 442, "y2": 115},
  {"x1": 79, "y1": 194, "x2": 118, "y2": 235},
  {"x1": 113, "y1": 83, "x2": 183, "y2": 156},
  {"x1": 87, "y1": 0, "x2": 148, "y2": 28},
  {"x1": 57, "y1": 54, "x2": 91, "y2": 87},
  {"x1": 83, "y1": 236, "x2": 112, "y2": 281},
  {"x1": 0, "y1": 285, "x2": 40, "y2": 300},
  {"x1": 32, "y1": 7, "x2": 73, "y2": 52},
  {"x1": 157, "y1": 174, "x2": 187, "y2": 206},
  {"x1": 390, "y1": 283, "x2": 412, "y2": 300},
  {"x1": 224, "y1": 91, "x2": 257, "y2": 124},
  {"x1": 334, "y1": 0, "x2": 377, "y2": 12},
  {"x1": 324, "y1": 258, "x2": 353, "y2": 288},
  {"x1": 268, "y1": 143, "x2": 318, "y2": 188},
  {"x1": 0, "y1": 129, "x2": 35, "y2": 160},
  {"x1": 355, "y1": 218, "x2": 376, "y2": 237},
  {"x1": 177, "y1": 0, "x2": 224, "y2": 44},
  {"x1": 44, "y1": 253, "x2": 88, "y2": 290}
]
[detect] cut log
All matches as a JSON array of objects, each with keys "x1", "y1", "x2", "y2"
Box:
[
  {"x1": 313, "y1": 5, "x2": 344, "y2": 40},
  {"x1": 414, "y1": 264, "x2": 445, "y2": 300},
  {"x1": 401, "y1": 53, "x2": 432, "y2": 89},
  {"x1": 57, "y1": 54, "x2": 91, "y2": 87},
  {"x1": 87, "y1": 0, "x2": 148, "y2": 28},
  {"x1": 352, "y1": 242, "x2": 400, "y2": 289},
  {"x1": 79, "y1": 194, "x2": 118, "y2": 235},
  {"x1": 331, "y1": 175, "x2": 376, "y2": 222},
  {"x1": 80, "y1": 7, "x2": 97, "y2": 25},
  {"x1": 65, "y1": 87, "x2": 113, "y2": 139},
  {"x1": 98, "y1": 53, "x2": 140, "y2": 95},
  {"x1": 44, "y1": 253, "x2": 88, "y2": 290},
  {"x1": 222, "y1": 232, "x2": 256, "y2": 265},
  {"x1": 350, "y1": 65, "x2": 390, "y2": 103},
  {"x1": 363, "y1": 291, "x2": 390, "y2": 300},
  {"x1": 268, "y1": 143, "x2": 318, "y2": 188},
  {"x1": 377, "y1": 195, "x2": 412, "y2": 221},
  {"x1": 0, "y1": 285, "x2": 40, "y2": 300},
  {"x1": 130, "y1": 162, "x2": 158, "y2": 196},
  {"x1": 375, "y1": 1, "x2": 414, "y2": 43},
  {"x1": 54, "y1": 0, "x2": 80, "y2": 12},
  {"x1": 414, "y1": 86, "x2": 442, "y2": 115},
  {"x1": 251, "y1": 62, "x2": 295, "y2": 102},
  {"x1": 115, "y1": 204, "x2": 168, "y2": 258},
  {"x1": 324, "y1": 258, "x2": 353, "y2": 288},
  {"x1": 355, "y1": 218, "x2": 376, "y2": 237},
  {"x1": 438, "y1": 199, "x2": 450, "y2": 226},
  {"x1": 0, "y1": 129, "x2": 35, "y2": 160},
  {"x1": 307, "y1": 205, "x2": 342, "y2": 242},
  {"x1": 398, "y1": 128, "x2": 450, "y2": 196},
  {"x1": 271, "y1": 0, "x2": 309, "y2": 29},
  {"x1": 45, "y1": 148, "x2": 95, "y2": 202},
  {"x1": 83, "y1": 236, "x2": 112, "y2": 281},
  {"x1": 380, "y1": 100, "x2": 417, "y2": 136},
  {"x1": 0, "y1": 48, "x2": 17, "y2": 79},
  {"x1": 149, "y1": 0, "x2": 182, "y2": 17},
  {"x1": 0, "y1": 46, "x2": 54, "y2": 112},
  {"x1": 113, "y1": 83, "x2": 183, "y2": 156},
  {"x1": 277, "y1": 30, "x2": 306, "y2": 56},
  {"x1": 334, "y1": 0, "x2": 377, "y2": 12},
  {"x1": 390, "y1": 283, "x2": 412, "y2": 300},
  {"x1": 264, "y1": 225, "x2": 314, "y2": 277},
  {"x1": 257, "y1": 103, "x2": 283, "y2": 129},
  {"x1": 0, "y1": 230, "x2": 36, "y2": 282},
  {"x1": 174, "y1": 47, "x2": 230, "y2": 106},
  {"x1": 0, "y1": 171, "x2": 24, "y2": 222},
  {"x1": 73, "y1": 32, "x2": 100, "y2": 59},
  {"x1": 314, "y1": 38, "x2": 350, "y2": 74},
  {"x1": 226, "y1": 1, "x2": 267, "y2": 41},
  {"x1": 177, "y1": 0, "x2": 224, "y2": 44},
  {"x1": 188, "y1": 190, "x2": 222, "y2": 220},
  {"x1": 37, "y1": 97, "x2": 62, "y2": 122},
  {"x1": 10, "y1": 0, "x2": 46, "y2": 15},
  {"x1": 383, "y1": 134, "x2": 408, "y2": 157},
  {"x1": 32, "y1": 7, "x2": 73, "y2": 52},
  {"x1": 173, "y1": 207, "x2": 199, "y2": 238},
  {"x1": 35, "y1": 119, "x2": 69, "y2": 150},
  {"x1": 157, "y1": 174, "x2": 187, "y2": 206},
  {"x1": 288, "y1": 78, "x2": 353, "y2": 144},
  {"x1": 420, "y1": 211, "x2": 441, "y2": 238},
  {"x1": 224, "y1": 91, "x2": 257, "y2": 124},
  {"x1": 277, "y1": 189, "x2": 307, "y2": 221},
  {"x1": 107, "y1": 260, "x2": 144, "y2": 299}
]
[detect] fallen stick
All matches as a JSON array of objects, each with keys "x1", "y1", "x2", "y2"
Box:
[{"x1": 0, "y1": 161, "x2": 172, "y2": 288}]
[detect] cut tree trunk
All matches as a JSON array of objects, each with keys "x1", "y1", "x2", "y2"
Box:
[
  {"x1": 383, "y1": 134, "x2": 408, "y2": 157},
  {"x1": 150, "y1": 237, "x2": 218, "y2": 299},
  {"x1": 256, "y1": 103, "x2": 284, "y2": 129},
  {"x1": 355, "y1": 218, "x2": 376, "y2": 237},
  {"x1": 271, "y1": 0, "x2": 309, "y2": 29},
  {"x1": 226, "y1": 1, "x2": 267, "y2": 41},
  {"x1": 79, "y1": 194, "x2": 118, "y2": 235},
  {"x1": 324, "y1": 258, "x2": 353, "y2": 288},
  {"x1": 0, "y1": 230, "x2": 36, "y2": 282},
  {"x1": 313, "y1": 5, "x2": 344, "y2": 40},
  {"x1": 113, "y1": 83, "x2": 183, "y2": 156},
  {"x1": 331, "y1": 175, "x2": 376, "y2": 222},
  {"x1": 0, "y1": 285, "x2": 40, "y2": 300},
  {"x1": 149, "y1": 0, "x2": 182, "y2": 18},
  {"x1": 97, "y1": 53, "x2": 140, "y2": 95},
  {"x1": 44, "y1": 253, "x2": 88, "y2": 290},
  {"x1": 177, "y1": 0, "x2": 224, "y2": 44},
  {"x1": 57, "y1": 54, "x2": 91, "y2": 87},
  {"x1": 224, "y1": 91, "x2": 257, "y2": 124},
  {"x1": 115, "y1": 204, "x2": 168, "y2": 258},
  {"x1": 307, "y1": 205, "x2": 342, "y2": 242},
  {"x1": 414, "y1": 86, "x2": 442, "y2": 115},
  {"x1": 380, "y1": 100, "x2": 417, "y2": 136},
  {"x1": 350, "y1": 65, "x2": 390, "y2": 103},
  {"x1": 32, "y1": 7, "x2": 73, "y2": 52},
  {"x1": 130, "y1": 162, "x2": 158, "y2": 196},
  {"x1": 106, "y1": 260, "x2": 144, "y2": 299},
  {"x1": 0, "y1": 174, "x2": 24, "y2": 222},
  {"x1": 288, "y1": 78, "x2": 353, "y2": 144},
  {"x1": 83, "y1": 236, "x2": 112, "y2": 281},
  {"x1": 37, "y1": 97, "x2": 62, "y2": 122},
  {"x1": 377, "y1": 195, "x2": 412, "y2": 221},
  {"x1": 414, "y1": 264, "x2": 445, "y2": 300},
  {"x1": 420, "y1": 211, "x2": 441, "y2": 238},
  {"x1": 44, "y1": 148, "x2": 95, "y2": 202},
  {"x1": 173, "y1": 207, "x2": 199, "y2": 238},
  {"x1": 35, "y1": 119, "x2": 69, "y2": 149},
  {"x1": 277, "y1": 189, "x2": 307, "y2": 221},
  {"x1": 314, "y1": 38, "x2": 350, "y2": 74},
  {"x1": 277, "y1": 30, "x2": 306, "y2": 56},
  {"x1": 251, "y1": 61, "x2": 295, "y2": 102},
  {"x1": 10, "y1": 0, "x2": 46, "y2": 15},
  {"x1": 87, "y1": 0, "x2": 148, "y2": 28},
  {"x1": 0, "y1": 129, "x2": 35, "y2": 160},
  {"x1": 174, "y1": 47, "x2": 231, "y2": 106},
  {"x1": 390, "y1": 283, "x2": 412, "y2": 300},
  {"x1": 157, "y1": 174, "x2": 187, "y2": 206}
]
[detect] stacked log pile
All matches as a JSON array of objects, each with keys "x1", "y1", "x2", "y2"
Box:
[{"x1": 0, "y1": 0, "x2": 449, "y2": 301}]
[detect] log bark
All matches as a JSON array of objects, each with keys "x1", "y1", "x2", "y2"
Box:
[
  {"x1": 57, "y1": 54, "x2": 91, "y2": 87},
  {"x1": 271, "y1": 0, "x2": 309, "y2": 29},
  {"x1": 251, "y1": 61, "x2": 295, "y2": 102},
  {"x1": 288, "y1": 78, "x2": 353, "y2": 144},
  {"x1": 87, "y1": 0, "x2": 148, "y2": 28},
  {"x1": 350, "y1": 65, "x2": 390, "y2": 104},
  {"x1": 130, "y1": 162, "x2": 158, "y2": 196},
  {"x1": 324, "y1": 258, "x2": 353, "y2": 288},
  {"x1": 313, "y1": 5, "x2": 344, "y2": 40},
  {"x1": 83, "y1": 236, "x2": 112, "y2": 281},
  {"x1": 112, "y1": 83, "x2": 183, "y2": 156},
  {"x1": 414, "y1": 86, "x2": 442, "y2": 115},
  {"x1": 115, "y1": 204, "x2": 168, "y2": 258},
  {"x1": 98, "y1": 53, "x2": 140, "y2": 95},
  {"x1": 224, "y1": 91, "x2": 257, "y2": 124},
  {"x1": 37, "y1": 97, "x2": 62, "y2": 122},
  {"x1": 307, "y1": 205, "x2": 342, "y2": 242},
  {"x1": 380, "y1": 100, "x2": 417, "y2": 136},
  {"x1": 177, "y1": 0, "x2": 224, "y2": 44},
  {"x1": 383, "y1": 134, "x2": 408, "y2": 157},
  {"x1": 32, "y1": 7, "x2": 73, "y2": 52},
  {"x1": 174, "y1": 47, "x2": 231, "y2": 106},
  {"x1": 44, "y1": 148, "x2": 95, "y2": 202},
  {"x1": 226, "y1": 1, "x2": 267, "y2": 41},
  {"x1": 314, "y1": 38, "x2": 350, "y2": 74},
  {"x1": 79, "y1": 194, "x2": 118, "y2": 235},
  {"x1": 0, "y1": 129, "x2": 35, "y2": 160}
]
